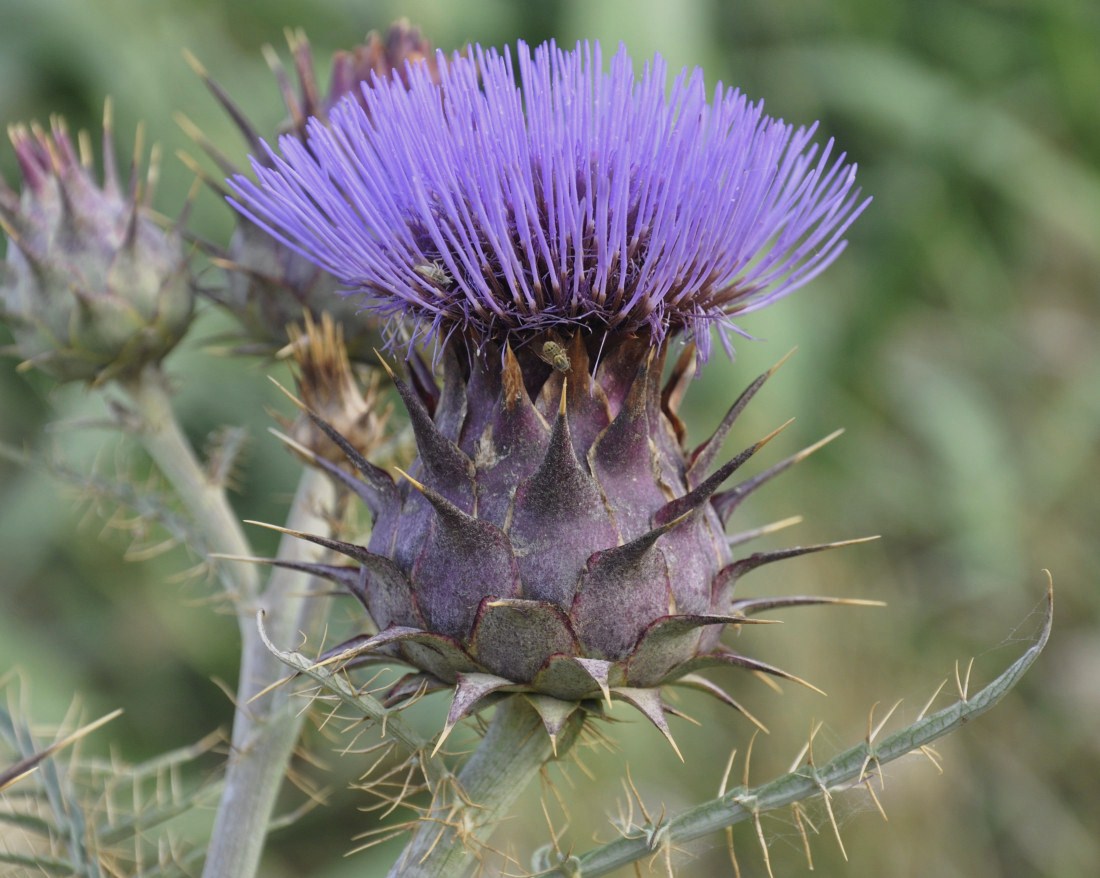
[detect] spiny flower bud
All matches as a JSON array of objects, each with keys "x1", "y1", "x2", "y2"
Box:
[
  {"x1": 183, "y1": 21, "x2": 437, "y2": 358},
  {"x1": 231, "y1": 40, "x2": 873, "y2": 749},
  {"x1": 0, "y1": 105, "x2": 193, "y2": 383},
  {"x1": 273, "y1": 20, "x2": 438, "y2": 142}
]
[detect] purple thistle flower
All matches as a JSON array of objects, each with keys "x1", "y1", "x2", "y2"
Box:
[
  {"x1": 229, "y1": 40, "x2": 867, "y2": 359},
  {"x1": 230, "y1": 39, "x2": 875, "y2": 749}
]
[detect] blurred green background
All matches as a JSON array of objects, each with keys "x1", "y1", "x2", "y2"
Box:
[{"x1": 1, "y1": 0, "x2": 1097, "y2": 875}]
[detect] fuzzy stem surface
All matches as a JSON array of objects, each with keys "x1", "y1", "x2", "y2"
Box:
[
  {"x1": 121, "y1": 365, "x2": 259, "y2": 619},
  {"x1": 201, "y1": 465, "x2": 335, "y2": 878},
  {"x1": 389, "y1": 697, "x2": 578, "y2": 878},
  {"x1": 119, "y1": 366, "x2": 332, "y2": 878}
]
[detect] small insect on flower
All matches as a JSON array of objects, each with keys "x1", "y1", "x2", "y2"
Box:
[
  {"x1": 413, "y1": 260, "x2": 452, "y2": 288},
  {"x1": 536, "y1": 334, "x2": 572, "y2": 373}
]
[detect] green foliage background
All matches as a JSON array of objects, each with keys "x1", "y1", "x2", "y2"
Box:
[{"x1": 1, "y1": 0, "x2": 1097, "y2": 875}]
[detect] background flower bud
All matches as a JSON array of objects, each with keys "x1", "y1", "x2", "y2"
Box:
[
  {"x1": 279, "y1": 311, "x2": 393, "y2": 467},
  {"x1": 184, "y1": 21, "x2": 438, "y2": 359},
  {"x1": 0, "y1": 106, "x2": 193, "y2": 383}
]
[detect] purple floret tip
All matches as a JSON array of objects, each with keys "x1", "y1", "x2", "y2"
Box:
[{"x1": 227, "y1": 39, "x2": 868, "y2": 357}]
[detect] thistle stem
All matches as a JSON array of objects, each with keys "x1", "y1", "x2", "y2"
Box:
[
  {"x1": 389, "y1": 697, "x2": 579, "y2": 878},
  {"x1": 120, "y1": 365, "x2": 259, "y2": 619},
  {"x1": 119, "y1": 365, "x2": 335, "y2": 878},
  {"x1": 201, "y1": 465, "x2": 334, "y2": 878}
]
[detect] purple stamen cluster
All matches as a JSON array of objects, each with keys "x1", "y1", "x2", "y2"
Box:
[{"x1": 229, "y1": 40, "x2": 867, "y2": 358}]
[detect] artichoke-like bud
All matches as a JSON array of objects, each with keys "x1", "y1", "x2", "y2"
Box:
[
  {"x1": 182, "y1": 21, "x2": 437, "y2": 358},
  {"x1": 230, "y1": 41, "x2": 873, "y2": 749},
  {"x1": 0, "y1": 106, "x2": 193, "y2": 383}
]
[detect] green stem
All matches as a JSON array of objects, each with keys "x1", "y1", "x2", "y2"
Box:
[
  {"x1": 120, "y1": 365, "x2": 259, "y2": 623},
  {"x1": 541, "y1": 582, "x2": 1053, "y2": 877},
  {"x1": 119, "y1": 365, "x2": 334, "y2": 878},
  {"x1": 388, "y1": 697, "x2": 579, "y2": 878},
  {"x1": 201, "y1": 465, "x2": 334, "y2": 878}
]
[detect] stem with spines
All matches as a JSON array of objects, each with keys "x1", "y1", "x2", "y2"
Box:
[
  {"x1": 538, "y1": 581, "x2": 1051, "y2": 876},
  {"x1": 388, "y1": 696, "x2": 582, "y2": 878},
  {"x1": 200, "y1": 466, "x2": 334, "y2": 878},
  {"x1": 120, "y1": 365, "x2": 259, "y2": 622},
  {"x1": 120, "y1": 365, "x2": 335, "y2": 878}
]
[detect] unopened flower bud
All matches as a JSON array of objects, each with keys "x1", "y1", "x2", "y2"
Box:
[
  {"x1": 185, "y1": 21, "x2": 438, "y2": 358},
  {"x1": 0, "y1": 105, "x2": 193, "y2": 383},
  {"x1": 275, "y1": 19, "x2": 438, "y2": 142}
]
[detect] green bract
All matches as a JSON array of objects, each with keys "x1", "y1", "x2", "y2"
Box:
[{"x1": 0, "y1": 110, "x2": 193, "y2": 384}]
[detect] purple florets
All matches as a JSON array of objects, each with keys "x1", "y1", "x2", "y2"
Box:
[{"x1": 228, "y1": 40, "x2": 868, "y2": 359}]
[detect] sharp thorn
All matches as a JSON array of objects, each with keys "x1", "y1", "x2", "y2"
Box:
[
  {"x1": 431, "y1": 723, "x2": 455, "y2": 758},
  {"x1": 181, "y1": 48, "x2": 208, "y2": 79},
  {"x1": 267, "y1": 426, "x2": 316, "y2": 461},
  {"x1": 267, "y1": 375, "x2": 306, "y2": 411},
  {"x1": 392, "y1": 466, "x2": 427, "y2": 494}
]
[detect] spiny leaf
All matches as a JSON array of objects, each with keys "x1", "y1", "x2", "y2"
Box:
[
  {"x1": 539, "y1": 577, "x2": 1054, "y2": 877},
  {"x1": 0, "y1": 708, "x2": 122, "y2": 793},
  {"x1": 15, "y1": 446, "x2": 240, "y2": 597}
]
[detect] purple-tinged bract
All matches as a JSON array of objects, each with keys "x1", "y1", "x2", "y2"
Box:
[
  {"x1": 233, "y1": 40, "x2": 874, "y2": 747},
  {"x1": 230, "y1": 40, "x2": 867, "y2": 359},
  {"x1": 0, "y1": 109, "x2": 193, "y2": 383},
  {"x1": 185, "y1": 21, "x2": 437, "y2": 358}
]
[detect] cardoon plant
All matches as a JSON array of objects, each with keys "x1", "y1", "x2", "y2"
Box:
[
  {"x1": 0, "y1": 25, "x2": 1053, "y2": 878},
  {"x1": 223, "y1": 39, "x2": 888, "y2": 875}
]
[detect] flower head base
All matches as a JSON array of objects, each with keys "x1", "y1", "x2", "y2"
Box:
[
  {"x1": 230, "y1": 40, "x2": 868, "y2": 360},
  {"x1": 183, "y1": 22, "x2": 437, "y2": 358},
  {"x1": 234, "y1": 39, "x2": 874, "y2": 748},
  {"x1": 258, "y1": 333, "x2": 879, "y2": 749},
  {"x1": 0, "y1": 106, "x2": 193, "y2": 383}
]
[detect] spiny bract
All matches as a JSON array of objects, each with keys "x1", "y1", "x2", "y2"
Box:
[
  {"x1": 230, "y1": 39, "x2": 873, "y2": 748},
  {"x1": 184, "y1": 21, "x2": 436, "y2": 358},
  {"x1": 0, "y1": 108, "x2": 193, "y2": 384},
  {"x1": 280, "y1": 334, "x2": 875, "y2": 750}
]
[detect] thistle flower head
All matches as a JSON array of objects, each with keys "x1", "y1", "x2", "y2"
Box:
[
  {"x1": 230, "y1": 40, "x2": 867, "y2": 360},
  {"x1": 235, "y1": 40, "x2": 873, "y2": 748},
  {"x1": 0, "y1": 106, "x2": 193, "y2": 383}
]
